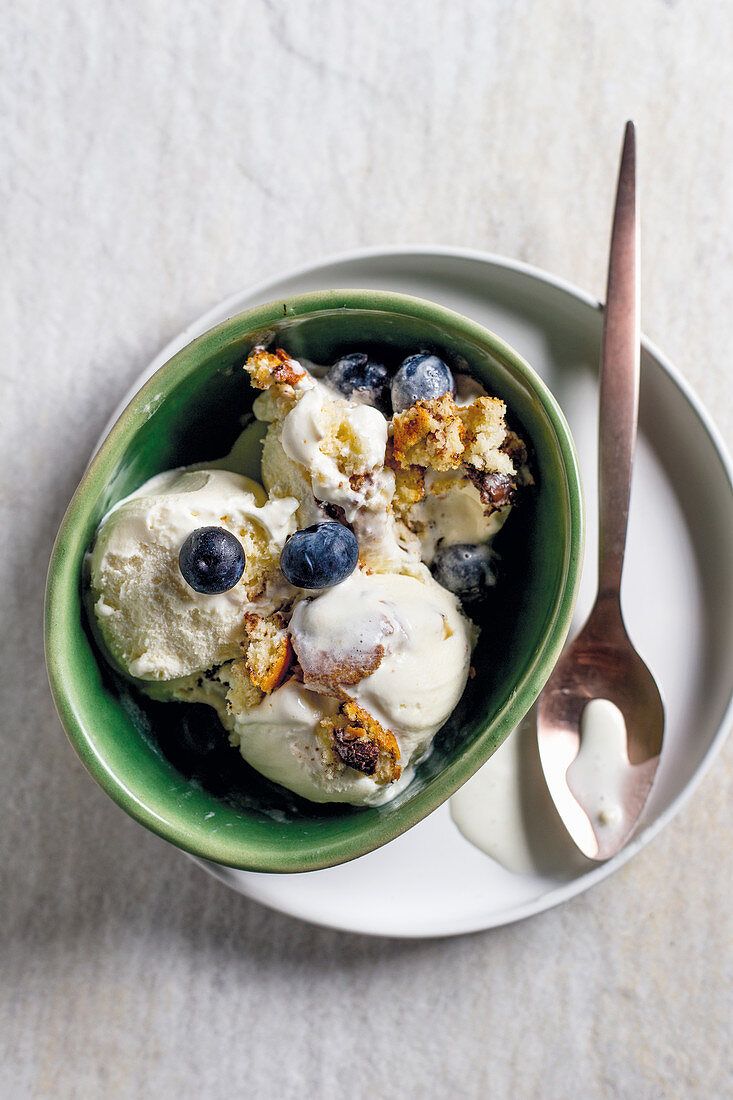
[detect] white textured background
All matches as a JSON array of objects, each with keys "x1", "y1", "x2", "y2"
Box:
[{"x1": 2, "y1": 2, "x2": 732, "y2": 1097}]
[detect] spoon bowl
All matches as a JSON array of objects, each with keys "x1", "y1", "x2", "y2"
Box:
[{"x1": 537, "y1": 592, "x2": 664, "y2": 860}]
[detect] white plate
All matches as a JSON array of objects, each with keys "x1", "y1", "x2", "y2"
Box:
[{"x1": 106, "y1": 247, "x2": 733, "y2": 938}]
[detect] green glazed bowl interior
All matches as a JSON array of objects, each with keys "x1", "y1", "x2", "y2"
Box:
[{"x1": 45, "y1": 290, "x2": 583, "y2": 872}]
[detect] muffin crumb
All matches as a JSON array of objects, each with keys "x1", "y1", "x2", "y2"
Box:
[
  {"x1": 319, "y1": 699, "x2": 401, "y2": 783},
  {"x1": 391, "y1": 394, "x2": 466, "y2": 471},
  {"x1": 243, "y1": 612, "x2": 294, "y2": 693},
  {"x1": 245, "y1": 346, "x2": 305, "y2": 390}
]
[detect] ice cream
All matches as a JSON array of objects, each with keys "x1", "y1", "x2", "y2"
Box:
[
  {"x1": 88, "y1": 342, "x2": 530, "y2": 805},
  {"x1": 289, "y1": 571, "x2": 471, "y2": 750},
  {"x1": 275, "y1": 570, "x2": 472, "y2": 801},
  {"x1": 206, "y1": 569, "x2": 472, "y2": 805},
  {"x1": 88, "y1": 469, "x2": 298, "y2": 681}
]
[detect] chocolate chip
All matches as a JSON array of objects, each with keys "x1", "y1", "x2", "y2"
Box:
[
  {"x1": 332, "y1": 735, "x2": 379, "y2": 776},
  {"x1": 315, "y1": 500, "x2": 350, "y2": 527},
  {"x1": 501, "y1": 430, "x2": 528, "y2": 467},
  {"x1": 466, "y1": 467, "x2": 517, "y2": 510}
]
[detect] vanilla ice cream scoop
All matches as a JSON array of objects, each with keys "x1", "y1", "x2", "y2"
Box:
[
  {"x1": 290, "y1": 570, "x2": 474, "y2": 751},
  {"x1": 89, "y1": 468, "x2": 298, "y2": 681},
  {"x1": 259, "y1": 379, "x2": 411, "y2": 572},
  {"x1": 222, "y1": 569, "x2": 474, "y2": 804}
]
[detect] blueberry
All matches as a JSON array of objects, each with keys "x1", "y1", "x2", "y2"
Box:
[
  {"x1": 432, "y1": 543, "x2": 495, "y2": 604},
  {"x1": 391, "y1": 352, "x2": 455, "y2": 413},
  {"x1": 280, "y1": 521, "x2": 359, "y2": 589},
  {"x1": 325, "y1": 352, "x2": 391, "y2": 414},
  {"x1": 179, "y1": 527, "x2": 246, "y2": 594}
]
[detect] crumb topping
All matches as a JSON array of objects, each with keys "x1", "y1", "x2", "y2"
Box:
[
  {"x1": 290, "y1": 623, "x2": 388, "y2": 697},
  {"x1": 225, "y1": 658, "x2": 264, "y2": 714},
  {"x1": 242, "y1": 612, "x2": 294, "y2": 693},
  {"x1": 389, "y1": 392, "x2": 532, "y2": 524},
  {"x1": 391, "y1": 392, "x2": 518, "y2": 478},
  {"x1": 384, "y1": 438, "x2": 426, "y2": 519},
  {"x1": 245, "y1": 346, "x2": 306, "y2": 390},
  {"x1": 458, "y1": 396, "x2": 514, "y2": 473},
  {"x1": 318, "y1": 699, "x2": 401, "y2": 783},
  {"x1": 391, "y1": 394, "x2": 467, "y2": 471}
]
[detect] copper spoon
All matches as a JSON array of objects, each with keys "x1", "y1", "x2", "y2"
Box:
[{"x1": 537, "y1": 122, "x2": 664, "y2": 861}]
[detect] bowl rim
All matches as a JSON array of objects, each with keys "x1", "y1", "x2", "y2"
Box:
[{"x1": 44, "y1": 287, "x2": 584, "y2": 872}]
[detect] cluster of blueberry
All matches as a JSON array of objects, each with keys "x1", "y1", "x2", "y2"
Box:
[
  {"x1": 178, "y1": 521, "x2": 359, "y2": 594},
  {"x1": 177, "y1": 350, "x2": 495, "y2": 604},
  {"x1": 179, "y1": 521, "x2": 492, "y2": 604},
  {"x1": 326, "y1": 350, "x2": 495, "y2": 604},
  {"x1": 325, "y1": 349, "x2": 455, "y2": 416}
]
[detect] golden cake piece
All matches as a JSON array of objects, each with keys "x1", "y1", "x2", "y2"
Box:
[
  {"x1": 225, "y1": 657, "x2": 264, "y2": 715},
  {"x1": 390, "y1": 390, "x2": 532, "y2": 514},
  {"x1": 458, "y1": 396, "x2": 514, "y2": 475},
  {"x1": 318, "y1": 699, "x2": 401, "y2": 784},
  {"x1": 243, "y1": 612, "x2": 294, "y2": 693},
  {"x1": 389, "y1": 392, "x2": 533, "y2": 530},
  {"x1": 294, "y1": 639, "x2": 385, "y2": 697},
  {"x1": 245, "y1": 346, "x2": 306, "y2": 390},
  {"x1": 391, "y1": 394, "x2": 466, "y2": 471},
  {"x1": 384, "y1": 438, "x2": 426, "y2": 519},
  {"x1": 391, "y1": 393, "x2": 519, "y2": 477}
]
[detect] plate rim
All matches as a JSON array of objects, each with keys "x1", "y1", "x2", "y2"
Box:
[{"x1": 107, "y1": 244, "x2": 733, "y2": 936}]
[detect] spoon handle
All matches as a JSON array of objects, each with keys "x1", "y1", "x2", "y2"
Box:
[{"x1": 598, "y1": 121, "x2": 640, "y2": 600}]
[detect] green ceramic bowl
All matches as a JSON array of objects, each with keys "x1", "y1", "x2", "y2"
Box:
[{"x1": 45, "y1": 289, "x2": 583, "y2": 873}]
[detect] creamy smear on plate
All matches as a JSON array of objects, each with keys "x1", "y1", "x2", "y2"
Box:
[{"x1": 450, "y1": 699, "x2": 650, "y2": 875}]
